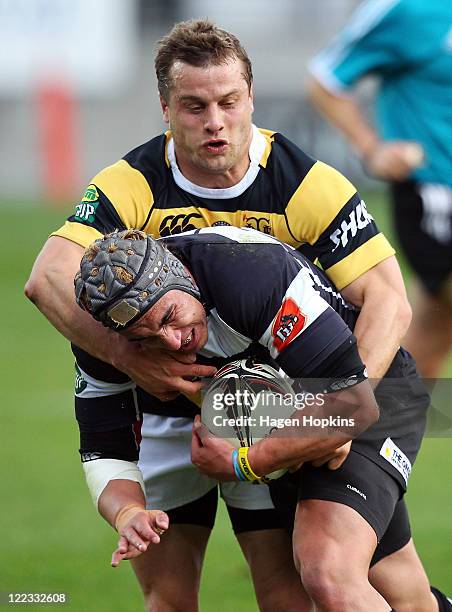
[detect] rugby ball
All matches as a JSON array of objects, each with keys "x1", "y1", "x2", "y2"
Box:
[{"x1": 201, "y1": 358, "x2": 297, "y2": 481}]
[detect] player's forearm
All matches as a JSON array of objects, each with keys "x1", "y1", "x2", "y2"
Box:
[
  {"x1": 98, "y1": 480, "x2": 146, "y2": 529},
  {"x1": 248, "y1": 433, "x2": 350, "y2": 477},
  {"x1": 341, "y1": 258, "x2": 412, "y2": 380},
  {"x1": 307, "y1": 77, "x2": 379, "y2": 159},
  {"x1": 25, "y1": 236, "x2": 123, "y2": 365},
  {"x1": 248, "y1": 381, "x2": 379, "y2": 476},
  {"x1": 352, "y1": 292, "x2": 410, "y2": 381}
]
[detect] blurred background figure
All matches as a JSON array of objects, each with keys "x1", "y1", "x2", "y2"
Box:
[{"x1": 307, "y1": 0, "x2": 452, "y2": 377}]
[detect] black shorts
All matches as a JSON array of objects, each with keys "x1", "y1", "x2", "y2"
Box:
[
  {"x1": 297, "y1": 450, "x2": 403, "y2": 542},
  {"x1": 166, "y1": 486, "x2": 285, "y2": 535},
  {"x1": 390, "y1": 180, "x2": 452, "y2": 296},
  {"x1": 351, "y1": 348, "x2": 429, "y2": 491},
  {"x1": 269, "y1": 450, "x2": 411, "y2": 558}
]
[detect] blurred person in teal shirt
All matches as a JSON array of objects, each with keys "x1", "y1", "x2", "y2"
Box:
[{"x1": 308, "y1": 0, "x2": 452, "y2": 379}]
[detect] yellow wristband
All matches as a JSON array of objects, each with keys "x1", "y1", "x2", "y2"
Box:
[{"x1": 237, "y1": 447, "x2": 261, "y2": 482}]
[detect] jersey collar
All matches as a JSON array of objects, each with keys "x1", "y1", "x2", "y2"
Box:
[{"x1": 166, "y1": 125, "x2": 266, "y2": 200}]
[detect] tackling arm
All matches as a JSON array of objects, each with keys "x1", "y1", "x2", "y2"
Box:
[
  {"x1": 340, "y1": 256, "x2": 412, "y2": 381},
  {"x1": 24, "y1": 236, "x2": 215, "y2": 398},
  {"x1": 192, "y1": 377, "x2": 379, "y2": 481}
]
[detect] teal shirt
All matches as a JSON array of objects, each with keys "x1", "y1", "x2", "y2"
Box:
[{"x1": 310, "y1": 0, "x2": 452, "y2": 185}]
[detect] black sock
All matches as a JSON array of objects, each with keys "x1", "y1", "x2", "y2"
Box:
[{"x1": 431, "y1": 587, "x2": 452, "y2": 612}]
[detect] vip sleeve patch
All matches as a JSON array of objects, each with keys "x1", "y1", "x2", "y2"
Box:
[{"x1": 74, "y1": 185, "x2": 100, "y2": 222}]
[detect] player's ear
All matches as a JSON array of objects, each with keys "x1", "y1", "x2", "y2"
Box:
[
  {"x1": 160, "y1": 95, "x2": 170, "y2": 124},
  {"x1": 249, "y1": 85, "x2": 254, "y2": 113}
]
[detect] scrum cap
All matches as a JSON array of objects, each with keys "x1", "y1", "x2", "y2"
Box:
[{"x1": 74, "y1": 229, "x2": 200, "y2": 330}]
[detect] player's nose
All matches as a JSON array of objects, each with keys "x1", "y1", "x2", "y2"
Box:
[
  {"x1": 160, "y1": 328, "x2": 182, "y2": 350},
  {"x1": 204, "y1": 104, "x2": 224, "y2": 133}
]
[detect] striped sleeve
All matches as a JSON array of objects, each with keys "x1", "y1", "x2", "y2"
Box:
[
  {"x1": 51, "y1": 159, "x2": 154, "y2": 248},
  {"x1": 285, "y1": 160, "x2": 394, "y2": 289}
]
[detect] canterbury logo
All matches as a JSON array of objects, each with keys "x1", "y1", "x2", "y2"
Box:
[
  {"x1": 330, "y1": 200, "x2": 373, "y2": 251},
  {"x1": 159, "y1": 213, "x2": 204, "y2": 236},
  {"x1": 244, "y1": 215, "x2": 271, "y2": 234}
]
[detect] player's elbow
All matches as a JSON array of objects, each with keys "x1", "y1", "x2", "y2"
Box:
[
  {"x1": 24, "y1": 266, "x2": 53, "y2": 309},
  {"x1": 306, "y1": 75, "x2": 323, "y2": 105},
  {"x1": 306, "y1": 75, "x2": 336, "y2": 109},
  {"x1": 24, "y1": 274, "x2": 39, "y2": 305}
]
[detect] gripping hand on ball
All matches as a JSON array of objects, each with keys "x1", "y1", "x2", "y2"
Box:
[{"x1": 191, "y1": 416, "x2": 236, "y2": 481}]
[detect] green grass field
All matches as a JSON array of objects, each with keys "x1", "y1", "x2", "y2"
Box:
[{"x1": 1, "y1": 194, "x2": 451, "y2": 611}]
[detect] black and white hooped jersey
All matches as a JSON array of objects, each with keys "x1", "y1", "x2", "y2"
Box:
[
  {"x1": 76, "y1": 227, "x2": 367, "y2": 465},
  {"x1": 163, "y1": 226, "x2": 360, "y2": 380}
]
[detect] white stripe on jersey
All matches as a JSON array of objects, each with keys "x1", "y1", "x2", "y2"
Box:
[
  {"x1": 76, "y1": 365, "x2": 136, "y2": 398},
  {"x1": 259, "y1": 267, "x2": 330, "y2": 359},
  {"x1": 295, "y1": 258, "x2": 356, "y2": 314},
  {"x1": 175, "y1": 225, "x2": 289, "y2": 246}
]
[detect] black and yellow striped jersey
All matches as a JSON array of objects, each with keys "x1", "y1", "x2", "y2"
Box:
[{"x1": 53, "y1": 126, "x2": 394, "y2": 291}]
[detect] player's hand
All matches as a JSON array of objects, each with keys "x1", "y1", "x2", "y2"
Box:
[
  {"x1": 363, "y1": 141, "x2": 424, "y2": 181},
  {"x1": 112, "y1": 338, "x2": 217, "y2": 400},
  {"x1": 311, "y1": 441, "x2": 352, "y2": 471},
  {"x1": 111, "y1": 505, "x2": 169, "y2": 567},
  {"x1": 191, "y1": 416, "x2": 236, "y2": 481}
]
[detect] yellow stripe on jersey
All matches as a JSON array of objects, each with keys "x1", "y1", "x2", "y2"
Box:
[
  {"x1": 285, "y1": 160, "x2": 357, "y2": 244},
  {"x1": 90, "y1": 159, "x2": 153, "y2": 229},
  {"x1": 51, "y1": 222, "x2": 103, "y2": 248},
  {"x1": 145, "y1": 208, "x2": 250, "y2": 236},
  {"x1": 257, "y1": 128, "x2": 276, "y2": 168},
  {"x1": 325, "y1": 233, "x2": 395, "y2": 290},
  {"x1": 145, "y1": 206, "x2": 303, "y2": 246}
]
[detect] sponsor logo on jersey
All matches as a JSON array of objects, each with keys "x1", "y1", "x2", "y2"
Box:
[
  {"x1": 244, "y1": 215, "x2": 271, "y2": 234},
  {"x1": 75, "y1": 364, "x2": 87, "y2": 395},
  {"x1": 346, "y1": 484, "x2": 367, "y2": 500},
  {"x1": 379, "y1": 438, "x2": 412, "y2": 484},
  {"x1": 81, "y1": 452, "x2": 101, "y2": 462},
  {"x1": 329, "y1": 200, "x2": 373, "y2": 251},
  {"x1": 272, "y1": 298, "x2": 306, "y2": 351},
  {"x1": 159, "y1": 212, "x2": 204, "y2": 236},
  {"x1": 74, "y1": 185, "x2": 100, "y2": 222},
  {"x1": 330, "y1": 374, "x2": 361, "y2": 391}
]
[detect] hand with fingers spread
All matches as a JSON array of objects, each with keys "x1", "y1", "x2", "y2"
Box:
[
  {"x1": 310, "y1": 440, "x2": 352, "y2": 471},
  {"x1": 111, "y1": 504, "x2": 169, "y2": 567}
]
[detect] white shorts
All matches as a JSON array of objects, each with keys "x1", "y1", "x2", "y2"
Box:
[{"x1": 139, "y1": 414, "x2": 275, "y2": 511}]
